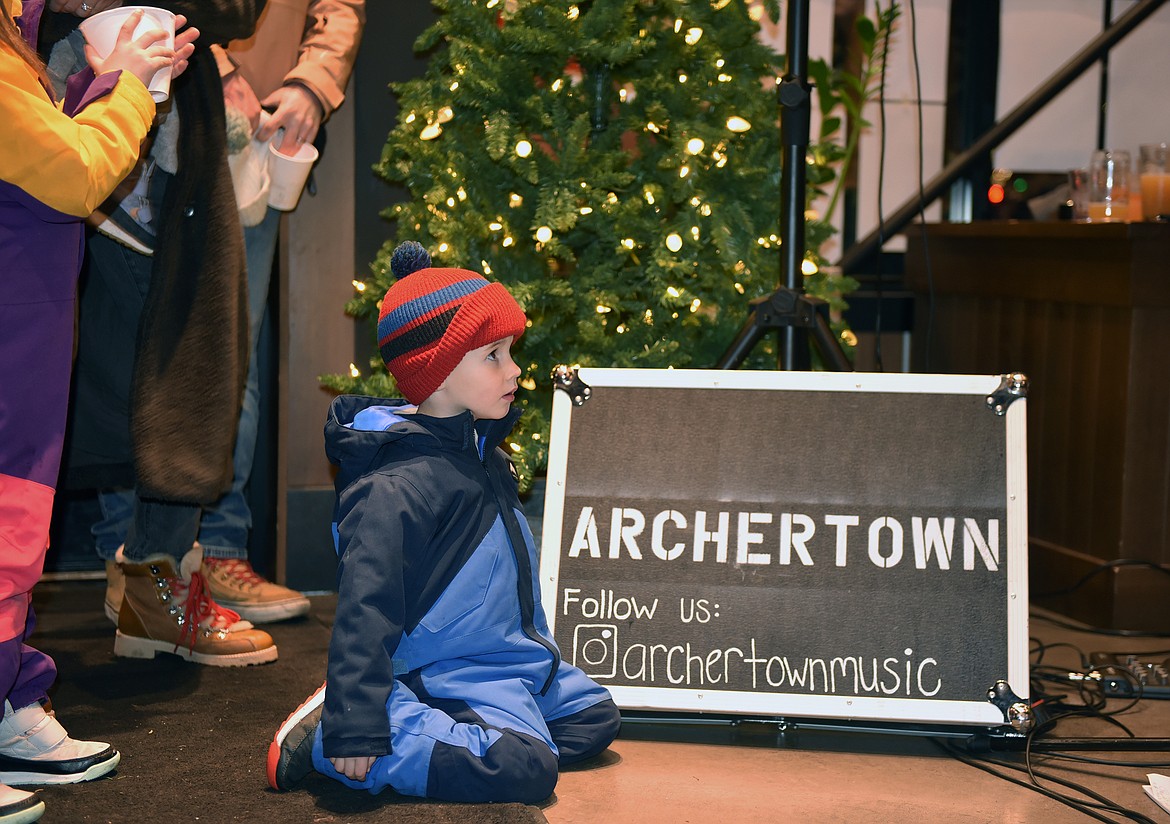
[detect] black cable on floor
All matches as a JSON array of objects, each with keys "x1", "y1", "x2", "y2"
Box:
[{"x1": 935, "y1": 738, "x2": 1157, "y2": 823}]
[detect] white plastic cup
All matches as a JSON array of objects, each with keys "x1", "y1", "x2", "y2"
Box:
[
  {"x1": 79, "y1": 6, "x2": 176, "y2": 104},
  {"x1": 267, "y1": 139, "x2": 318, "y2": 211}
]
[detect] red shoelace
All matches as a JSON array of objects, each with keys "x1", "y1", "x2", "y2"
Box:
[
  {"x1": 203, "y1": 557, "x2": 266, "y2": 587},
  {"x1": 170, "y1": 571, "x2": 243, "y2": 651}
]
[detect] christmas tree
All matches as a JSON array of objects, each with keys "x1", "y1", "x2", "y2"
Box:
[{"x1": 326, "y1": 0, "x2": 898, "y2": 489}]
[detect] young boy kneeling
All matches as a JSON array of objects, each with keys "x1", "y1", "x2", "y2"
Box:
[{"x1": 267, "y1": 242, "x2": 621, "y2": 803}]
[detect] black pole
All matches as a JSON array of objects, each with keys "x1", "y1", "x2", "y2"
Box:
[
  {"x1": 715, "y1": 0, "x2": 853, "y2": 373},
  {"x1": 838, "y1": 0, "x2": 1168, "y2": 274},
  {"x1": 1097, "y1": 0, "x2": 1112, "y2": 150},
  {"x1": 778, "y1": 0, "x2": 812, "y2": 370}
]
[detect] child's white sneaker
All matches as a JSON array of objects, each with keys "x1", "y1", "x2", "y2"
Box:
[
  {"x1": 0, "y1": 701, "x2": 119, "y2": 786},
  {"x1": 0, "y1": 783, "x2": 43, "y2": 823}
]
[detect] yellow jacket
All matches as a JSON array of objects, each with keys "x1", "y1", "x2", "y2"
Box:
[{"x1": 0, "y1": 0, "x2": 154, "y2": 217}]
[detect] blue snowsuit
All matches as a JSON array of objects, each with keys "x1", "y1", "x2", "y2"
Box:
[{"x1": 312, "y1": 395, "x2": 620, "y2": 802}]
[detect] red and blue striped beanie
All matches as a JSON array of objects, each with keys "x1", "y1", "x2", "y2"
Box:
[{"x1": 377, "y1": 242, "x2": 527, "y2": 405}]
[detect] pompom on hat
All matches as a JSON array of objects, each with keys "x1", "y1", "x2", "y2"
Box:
[{"x1": 377, "y1": 242, "x2": 527, "y2": 405}]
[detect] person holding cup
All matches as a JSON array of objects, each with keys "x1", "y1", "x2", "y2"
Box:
[
  {"x1": 1, "y1": 1, "x2": 194, "y2": 819},
  {"x1": 152, "y1": 0, "x2": 364, "y2": 626}
]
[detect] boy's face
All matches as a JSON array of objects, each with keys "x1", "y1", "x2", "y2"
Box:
[{"x1": 421, "y1": 336, "x2": 521, "y2": 420}]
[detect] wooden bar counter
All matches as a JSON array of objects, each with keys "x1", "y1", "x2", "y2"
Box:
[{"x1": 905, "y1": 221, "x2": 1170, "y2": 632}]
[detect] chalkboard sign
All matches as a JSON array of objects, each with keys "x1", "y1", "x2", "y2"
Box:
[{"x1": 539, "y1": 369, "x2": 1029, "y2": 728}]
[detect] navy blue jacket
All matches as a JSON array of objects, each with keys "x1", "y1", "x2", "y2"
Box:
[{"x1": 322, "y1": 395, "x2": 560, "y2": 758}]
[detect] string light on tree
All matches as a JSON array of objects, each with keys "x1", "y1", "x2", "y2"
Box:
[{"x1": 336, "y1": 0, "x2": 881, "y2": 491}]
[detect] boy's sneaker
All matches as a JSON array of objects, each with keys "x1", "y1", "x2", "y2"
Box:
[
  {"x1": 114, "y1": 546, "x2": 278, "y2": 667},
  {"x1": 267, "y1": 683, "x2": 326, "y2": 791},
  {"x1": 202, "y1": 556, "x2": 311, "y2": 624},
  {"x1": 0, "y1": 784, "x2": 43, "y2": 824},
  {"x1": 0, "y1": 701, "x2": 119, "y2": 786}
]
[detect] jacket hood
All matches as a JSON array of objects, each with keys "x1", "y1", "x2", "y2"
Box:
[{"x1": 325, "y1": 394, "x2": 521, "y2": 491}]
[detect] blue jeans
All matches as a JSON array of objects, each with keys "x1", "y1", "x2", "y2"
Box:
[
  {"x1": 93, "y1": 491, "x2": 200, "y2": 563},
  {"x1": 199, "y1": 208, "x2": 280, "y2": 562},
  {"x1": 92, "y1": 209, "x2": 280, "y2": 563}
]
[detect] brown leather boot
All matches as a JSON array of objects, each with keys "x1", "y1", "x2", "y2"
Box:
[{"x1": 114, "y1": 546, "x2": 278, "y2": 667}]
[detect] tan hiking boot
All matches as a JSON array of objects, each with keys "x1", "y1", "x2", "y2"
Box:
[
  {"x1": 114, "y1": 546, "x2": 278, "y2": 667},
  {"x1": 202, "y1": 556, "x2": 311, "y2": 624}
]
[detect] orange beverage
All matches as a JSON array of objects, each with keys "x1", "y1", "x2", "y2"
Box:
[
  {"x1": 1141, "y1": 172, "x2": 1170, "y2": 219},
  {"x1": 1088, "y1": 201, "x2": 1129, "y2": 222}
]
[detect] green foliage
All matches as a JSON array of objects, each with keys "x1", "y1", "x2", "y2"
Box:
[{"x1": 331, "y1": 0, "x2": 898, "y2": 490}]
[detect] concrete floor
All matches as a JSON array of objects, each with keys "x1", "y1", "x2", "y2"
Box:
[{"x1": 545, "y1": 609, "x2": 1170, "y2": 823}]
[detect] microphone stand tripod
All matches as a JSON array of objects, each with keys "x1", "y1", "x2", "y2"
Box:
[{"x1": 715, "y1": 0, "x2": 851, "y2": 372}]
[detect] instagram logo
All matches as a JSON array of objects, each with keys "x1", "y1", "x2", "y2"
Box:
[{"x1": 573, "y1": 624, "x2": 618, "y2": 679}]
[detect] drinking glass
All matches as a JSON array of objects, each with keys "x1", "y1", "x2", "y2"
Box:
[
  {"x1": 1139, "y1": 143, "x2": 1170, "y2": 221},
  {"x1": 1088, "y1": 149, "x2": 1131, "y2": 222}
]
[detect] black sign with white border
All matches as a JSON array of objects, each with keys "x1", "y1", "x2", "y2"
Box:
[{"x1": 538, "y1": 369, "x2": 1029, "y2": 728}]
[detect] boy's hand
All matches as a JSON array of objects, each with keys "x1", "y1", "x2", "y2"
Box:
[{"x1": 330, "y1": 755, "x2": 376, "y2": 781}]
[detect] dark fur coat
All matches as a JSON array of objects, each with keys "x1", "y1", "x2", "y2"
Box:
[{"x1": 59, "y1": 1, "x2": 266, "y2": 504}]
